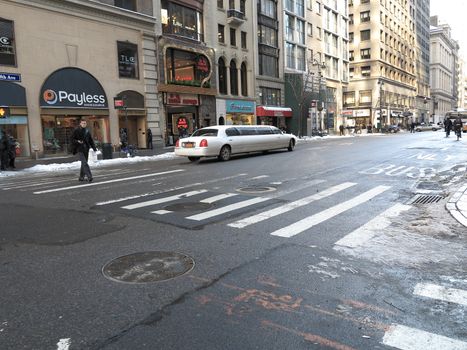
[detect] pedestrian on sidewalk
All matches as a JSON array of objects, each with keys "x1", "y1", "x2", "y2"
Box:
[
  {"x1": 339, "y1": 124, "x2": 345, "y2": 136},
  {"x1": 146, "y1": 128, "x2": 153, "y2": 149},
  {"x1": 453, "y1": 116, "x2": 463, "y2": 141},
  {"x1": 0, "y1": 129, "x2": 8, "y2": 171},
  {"x1": 444, "y1": 117, "x2": 453, "y2": 138},
  {"x1": 7, "y1": 134, "x2": 17, "y2": 169},
  {"x1": 71, "y1": 119, "x2": 97, "y2": 182}
]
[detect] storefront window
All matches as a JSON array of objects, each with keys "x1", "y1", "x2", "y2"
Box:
[
  {"x1": 226, "y1": 114, "x2": 255, "y2": 125},
  {"x1": 41, "y1": 115, "x2": 109, "y2": 154},
  {"x1": 0, "y1": 18, "x2": 17, "y2": 66},
  {"x1": 117, "y1": 41, "x2": 139, "y2": 79},
  {"x1": 166, "y1": 48, "x2": 211, "y2": 87}
]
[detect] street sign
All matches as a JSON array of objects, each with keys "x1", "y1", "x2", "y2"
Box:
[
  {"x1": 114, "y1": 98, "x2": 125, "y2": 109},
  {"x1": 0, "y1": 106, "x2": 10, "y2": 118},
  {"x1": 0, "y1": 73, "x2": 21, "y2": 82}
]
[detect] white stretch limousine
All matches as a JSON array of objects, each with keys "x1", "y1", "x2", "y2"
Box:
[{"x1": 175, "y1": 125, "x2": 297, "y2": 162}]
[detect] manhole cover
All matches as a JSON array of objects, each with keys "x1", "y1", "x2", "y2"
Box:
[
  {"x1": 102, "y1": 251, "x2": 195, "y2": 284},
  {"x1": 236, "y1": 186, "x2": 276, "y2": 194},
  {"x1": 164, "y1": 202, "x2": 213, "y2": 211}
]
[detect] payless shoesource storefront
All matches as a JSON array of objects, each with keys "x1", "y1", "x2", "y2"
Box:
[{"x1": 39, "y1": 67, "x2": 110, "y2": 155}]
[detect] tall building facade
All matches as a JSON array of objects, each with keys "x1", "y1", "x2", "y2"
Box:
[
  {"x1": 0, "y1": 0, "x2": 158, "y2": 157},
  {"x1": 429, "y1": 16, "x2": 458, "y2": 123},
  {"x1": 346, "y1": 0, "x2": 417, "y2": 130},
  {"x1": 414, "y1": 0, "x2": 430, "y2": 123},
  {"x1": 283, "y1": 0, "x2": 349, "y2": 136},
  {"x1": 206, "y1": 0, "x2": 257, "y2": 127}
]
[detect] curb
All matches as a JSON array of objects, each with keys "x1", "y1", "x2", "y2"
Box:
[{"x1": 447, "y1": 184, "x2": 467, "y2": 228}]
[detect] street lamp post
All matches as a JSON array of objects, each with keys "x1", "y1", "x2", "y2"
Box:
[
  {"x1": 378, "y1": 79, "x2": 384, "y2": 131},
  {"x1": 310, "y1": 55, "x2": 326, "y2": 134}
]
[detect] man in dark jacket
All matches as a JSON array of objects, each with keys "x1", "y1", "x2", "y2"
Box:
[
  {"x1": 0, "y1": 129, "x2": 8, "y2": 171},
  {"x1": 444, "y1": 117, "x2": 453, "y2": 137},
  {"x1": 71, "y1": 119, "x2": 97, "y2": 182},
  {"x1": 146, "y1": 128, "x2": 153, "y2": 149},
  {"x1": 7, "y1": 135, "x2": 17, "y2": 169},
  {"x1": 453, "y1": 117, "x2": 463, "y2": 141}
]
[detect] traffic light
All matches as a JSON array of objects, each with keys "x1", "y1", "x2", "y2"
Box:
[{"x1": 0, "y1": 106, "x2": 10, "y2": 118}]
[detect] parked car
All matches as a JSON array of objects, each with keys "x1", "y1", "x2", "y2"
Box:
[
  {"x1": 174, "y1": 125, "x2": 297, "y2": 162},
  {"x1": 415, "y1": 123, "x2": 441, "y2": 132},
  {"x1": 383, "y1": 125, "x2": 400, "y2": 133}
]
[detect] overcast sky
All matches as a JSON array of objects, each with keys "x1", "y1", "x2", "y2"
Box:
[{"x1": 430, "y1": 0, "x2": 467, "y2": 60}]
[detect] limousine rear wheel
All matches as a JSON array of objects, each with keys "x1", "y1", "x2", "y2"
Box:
[
  {"x1": 287, "y1": 139, "x2": 295, "y2": 151},
  {"x1": 218, "y1": 145, "x2": 231, "y2": 161},
  {"x1": 188, "y1": 156, "x2": 200, "y2": 162}
]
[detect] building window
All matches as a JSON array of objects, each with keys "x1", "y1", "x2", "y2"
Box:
[
  {"x1": 115, "y1": 0, "x2": 136, "y2": 11},
  {"x1": 359, "y1": 90, "x2": 372, "y2": 105},
  {"x1": 343, "y1": 92, "x2": 355, "y2": 106},
  {"x1": 161, "y1": 0, "x2": 204, "y2": 41},
  {"x1": 230, "y1": 60, "x2": 238, "y2": 95},
  {"x1": 360, "y1": 48, "x2": 371, "y2": 59},
  {"x1": 0, "y1": 18, "x2": 16, "y2": 66},
  {"x1": 218, "y1": 24, "x2": 225, "y2": 44},
  {"x1": 361, "y1": 66, "x2": 371, "y2": 77},
  {"x1": 360, "y1": 11, "x2": 370, "y2": 22},
  {"x1": 349, "y1": 14, "x2": 354, "y2": 25},
  {"x1": 315, "y1": 1, "x2": 321, "y2": 14},
  {"x1": 260, "y1": 0, "x2": 277, "y2": 18},
  {"x1": 349, "y1": 67, "x2": 354, "y2": 79},
  {"x1": 349, "y1": 50, "x2": 354, "y2": 61},
  {"x1": 218, "y1": 58, "x2": 227, "y2": 94},
  {"x1": 361, "y1": 0, "x2": 369, "y2": 3},
  {"x1": 260, "y1": 87, "x2": 281, "y2": 106},
  {"x1": 166, "y1": 48, "x2": 211, "y2": 87},
  {"x1": 307, "y1": 23, "x2": 313, "y2": 36},
  {"x1": 240, "y1": 62, "x2": 248, "y2": 96},
  {"x1": 259, "y1": 54, "x2": 279, "y2": 77},
  {"x1": 117, "y1": 41, "x2": 139, "y2": 79},
  {"x1": 360, "y1": 29, "x2": 370, "y2": 41},
  {"x1": 241, "y1": 31, "x2": 247, "y2": 49},
  {"x1": 240, "y1": 0, "x2": 246, "y2": 14},
  {"x1": 349, "y1": 32, "x2": 354, "y2": 42},
  {"x1": 258, "y1": 24, "x2": 277, "y2": 46},
  {"x1": 217, "y1": 0, "x2": 224, "y2": 8},
  {"x1": 229, "y1": 0, "x2": 235, "y2": 9},
  {"x1": 230, "y1": 28, "x2": 236, "y2": 46},
  {"x1": 286, "y1": 43, "x2": 294, "y2": 69}
]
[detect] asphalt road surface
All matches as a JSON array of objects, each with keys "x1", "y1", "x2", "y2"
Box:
[{"x1": 1, "y1": 131, "x2": 467, "y2": 350}]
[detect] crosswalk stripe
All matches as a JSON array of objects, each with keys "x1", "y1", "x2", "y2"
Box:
[
  {"x1": 122, "y1": 189, "x2": 208, "y2": 210},
  {"x1": 383, "y1": 324, "x2": 467, "y2": 350},
  {"x1": 334, "y1": 203, "x2": 411, "y2": 248},
  {"x1": 33, "y1": 169, "x2": 185, "y2": 194},
  {"x1": 151, "y1": 210, "x2": 172, "y2": 215},
  {"x1": 414, "y1": 283, "x2": 467, "y2": 306},
  {"x1": 228, "y1": 182, "x2": 356, "y2": 229},
  {"x1": 200, "y1": 193, "x2": 238, "y2": 203},
  {"x1": 270, "y1": 185, "x2": 391, "y2": 238},
  {"x1": 186, "y1": 197, "x2": 271, "y2": 221}
]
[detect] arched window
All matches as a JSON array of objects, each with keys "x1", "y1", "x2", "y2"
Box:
[
  {"x1": 218, "y1": 58, "x2": 227, "y2": 94},
  {"x1": 230, "y1": 60, "x2": 238, "y2": 96},
  {"x1": 240, "y1": 62, "x2": 248, "y2": 96}
]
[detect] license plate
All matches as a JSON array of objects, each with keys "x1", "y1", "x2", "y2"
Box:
[{"x1": 183, "y1": 142, "x2": 194, "y2": 148}]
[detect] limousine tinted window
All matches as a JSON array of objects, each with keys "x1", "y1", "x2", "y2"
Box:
[
  {"x1": 238, "y1": 127, "x2": 258, "y2": 136},
  {"x1": 225, "y1": 127, "x2": 240, "y2": 136},
  {"x1": 257, "y1": 127, "x2": 273, "y2": 135},
  {"x1": 271, "y1": 127, "x2": 282, "y2": 134},
  {"x1": 192, "y1": 129, "x2": 218, "y2": 137}
]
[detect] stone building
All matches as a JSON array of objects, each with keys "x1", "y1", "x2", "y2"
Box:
[{"x1": 0, "y1": 0, "x2": 159, "y2": 157}]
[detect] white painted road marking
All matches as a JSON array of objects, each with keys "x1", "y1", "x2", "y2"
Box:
[
  {"x1": 334, "y1": 203, "x2": 411, "y2": 248},
  {"x1": 382, "y1": 324, "x2": 467, "y2": 350},
  {"x1": 56, "y1": 338, "x2": 71, "y2": 350},
  {"x1": 229, "y1": 182, "x2": 356, "y2": 229},
  {"x1": 200, "y1": 193, "x2": 238, "y2": 203},
  {"x1": 186, "y1": 197, "x2": 271, "y2": 221},
  {"x1": 33, "y1": 169, "x2": 185, "y2": 194},
  {"x1": 413, "y1": 283, "x2": 467, "y2": 306},
  {"x1": 270, "y1": 185, "x2": 391, "y2": 238},
  {"x1": 151, "y1": 210, "x2": 172, "y2": 215},
  {"x1": 122, "y1": 190, "x2": 208, "y2": 210}
]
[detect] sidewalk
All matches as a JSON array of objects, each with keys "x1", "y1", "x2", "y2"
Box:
[
  {"x1": 447, "y1": 184, "x2": 467, "y2": 228},
  {"x1": 14, "y1": 141, "x2": 174, "y2": 171}
]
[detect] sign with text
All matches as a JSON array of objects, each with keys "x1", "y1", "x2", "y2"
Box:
[
  {"x1": 166, "y1": 93, "x2": 199, "y2": 106},
  {"x1": 0, "y1": 73, "x2": 21, "y2": 82}
]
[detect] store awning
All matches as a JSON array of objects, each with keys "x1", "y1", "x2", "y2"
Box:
[
  {"x1": 0, "y1": 81, "x2": 27, "y2": 107},
  {"x1": 256, "y1": 106, "x2": 293, "y2": 117}
]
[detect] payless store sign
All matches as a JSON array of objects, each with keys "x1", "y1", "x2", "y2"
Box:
[{"x1": 39, "y1": 67, "x2": 108, "y2": 109}]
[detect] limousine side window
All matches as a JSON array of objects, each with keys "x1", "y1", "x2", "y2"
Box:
[
  {"x1": 192, "y1": 129, "x2": 218, "y2": 137},
  {"x1": 257, "y1": 127, "x2": 273, "y2": 135},
  {"x1": 225, "y1": 127, "x2": 240, "y2": 136},
  {"x1": 271, "y1": 127, "x2": 282, "y2": 134},
  {"x1": 238, "y1": 127, "x2": 258, "y2": 136}
]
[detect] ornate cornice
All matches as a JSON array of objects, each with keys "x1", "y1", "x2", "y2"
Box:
[{"x1": 5, "y1": 0, "x2": 157, "y2": 34}]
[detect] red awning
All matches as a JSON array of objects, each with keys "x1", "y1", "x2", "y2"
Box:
[{"x1": 256, "y1": 106, "x2": 293, "y2": 117}]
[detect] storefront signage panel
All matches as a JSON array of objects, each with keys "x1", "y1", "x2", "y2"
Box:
[
  {"x1": 40, "y1": 68, "x2": 108, "y2": 109},
  {"x1": 166, "y1": 93, "x2": 199, "y2": 106},
  {"x1": 226, "y1": 100, "x2": 255, "y2": 113},
  {"x1": 353, "y1": 109, "x2": 370, "y2": 117},
  {"x1": 117, "y1": 41, "x2": 139, "y2": 79},
  {"x1": 0, "y1": 73, "x2": 21, "y2": 82},
  {"x1": 0, "y1": 19, "x2": 16, "y2": 66}
]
